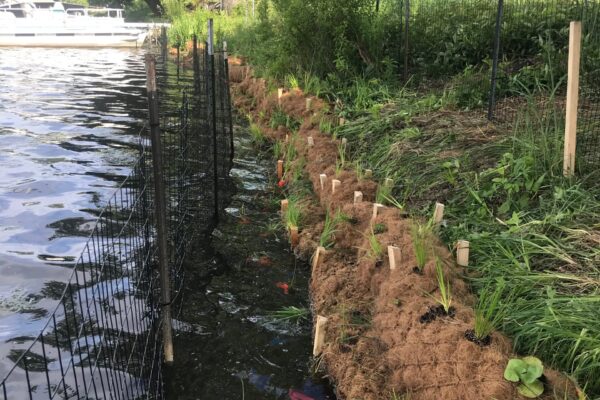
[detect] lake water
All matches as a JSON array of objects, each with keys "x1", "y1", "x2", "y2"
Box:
[{"x1": 0, "y1": 47, "x2": 148, "y2": 376}]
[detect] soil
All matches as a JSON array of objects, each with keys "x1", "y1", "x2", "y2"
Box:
[
  {"x1": 230, "y1": 65, "x2": 581, "y2": 400},
  {"x1": 465, "y1": 329, "x2": 492, "y2": 347}
]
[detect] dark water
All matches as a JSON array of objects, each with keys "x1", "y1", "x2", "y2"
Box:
[
  {"x1": 166, "y1": 119, "x2": 336, "y2": 400},
  {"x1": 0, "y1": 48, "x2": 148, "y2": 376}
]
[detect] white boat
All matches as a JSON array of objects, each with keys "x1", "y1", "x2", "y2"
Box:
[{"x1": 0, "y1": 0, "x2": 154, "y2": 48}]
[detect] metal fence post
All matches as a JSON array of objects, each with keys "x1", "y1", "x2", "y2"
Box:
[
  {"x1": 144, "y1": 55, "x2": 174, "y2": 364},
  {"x1": 488, "y1": 0, "x2": 504, "y2": 121},
  {"x1": 403, "y1": 0, "x2": 410, "y2": 81},
  {"x1": 161, "y1": 26, "x2": 167, "y2": 63},
  {"x1": 192, "y1": 35, "x2": 199, "y2": 94},
  {"x1": 224, "y1": 41, "x2": 234, "y2": 168},
  {"x1": 208, "y1": 19, "x2": 220, "y2": 223}
]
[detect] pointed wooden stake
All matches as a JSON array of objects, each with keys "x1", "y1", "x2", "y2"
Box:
[
  {"x1": 564, "y1": 21, "x2": 582, "y2": 177},
  {"x1": 433, "y1": 202, "x2": 445, "y2": 224},
  {"x1": 456, "y1": 240, "x2": 470, "y2": 267},
  {"x1": 372, "y1": 203, "x2": 385, "y2": 220},
  {"x1": 332, "y1": 179, "x2": 341, "y2": 194},
  {"x1": 289, "y1": 225, "x2": 299, "y2": 248},
  {"x1": 341, "y1": 138, "x2": 348, "y2": 147},
  {"x1": 281, "y1": 199, "x2": 288, "y2": 215},
  {"x1": 339, "y1": 117, "x2": 346, "y2": 126},
  {"x1": 313, "y1": 315, "x2": 328, "y2": 356},
  {"x1": 277, "y1": 88, "x2": 284, "y2": 105},
  {"x1": 384, "y1": 178, "x2": 394, "y2": 188},
  {"x1": 354, "y1": 191, "x2": 363, "y2": 204},
  {"x1": 388, "y1": 246, "x2": 401, "y2": 270},
  {"x1": 306, "y1": 98, "x2": 313, "y2": 111},
  {"x1": 277, "y1": 160, "x2": 284, "y2": 180},
  {"x1": 307, "y1": 136, "x2": 314, "y2": 147},
  {"x1": 319, "y1": 174, "x2": 327, "y2": 191},
  {"x1": 364, "y1": 169, "x2": 373, "y2": 179},
  {"x1": 312, "y1": 246, "x2": 325, "y2": 270}
]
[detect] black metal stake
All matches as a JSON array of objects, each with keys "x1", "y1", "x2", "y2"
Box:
[
  {"x1": 224, "y1": 41, "x2": 234, "y2": 168},
  {"x1": 404, "y1": 0, "x2": 410, "y2": 81},
  {"x1": 208, "y1": 19, "x2": 219, "y2": 223},
  {"x1": 160, "y1": 26, "x2": 167, "y2": 63},
  {"x1": 193, "y1": 35, "x2": 199, "y2": 94},
  {"x1": 144, "y1": 54, "x2": 173, "y2": 364},
  {"x1": 488, "y1": 0, "x2": 504, "y2": 121}
]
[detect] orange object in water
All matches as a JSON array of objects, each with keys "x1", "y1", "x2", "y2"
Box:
[
  {"x1": 275, "y1": 282, "x2": 289, "y2": 295},
  {"x1": 288, "y1": 389, "x2": 315, "y2": 400}
]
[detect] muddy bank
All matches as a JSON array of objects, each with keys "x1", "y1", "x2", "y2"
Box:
[{"x1": 231, "y1": 68, "x2": 581, "y2": 399}]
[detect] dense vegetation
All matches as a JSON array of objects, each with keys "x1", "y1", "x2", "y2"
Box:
[{"x1": 166, "y1": 0, "x2": 600, "y2": 396}]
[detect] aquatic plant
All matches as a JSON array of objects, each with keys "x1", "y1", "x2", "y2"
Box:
[
  {"x1": 319, "y1": 209, "x2": 342, "y2": 249},
  {"x1": 270, "y1": 306, "x2": 309, "y2": 324},
  {"x1": 430, "y1": 258, "x2": 452, "y2": 314},
  {"x1": 504, "y1": 357, "x2": 545, "y2": 398},
  {"x1": 410, "y1": 221, "x2": 430, "y2": 272}
]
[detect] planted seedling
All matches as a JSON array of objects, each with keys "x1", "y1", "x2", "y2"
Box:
[
  {"x1": 430, "y1": 257, "x2": 452, "y2": 314},
  {"x1": 466, "y1": 280, "x2": 507, "y2": 346},
  {"x1": 335, "y1": 142, "x2": 347, "y2": 177},
  {"x1": 320, "y1": 209, "x2": 343, "y2": 249},
  {"x1": 270, "y1": 306, "x2": 309, "y2": 324},
  {"x1": 504, "y1": 356, "x2": 545, "y2": 398},
  {"x1": 376, "y1": 182, "x2": 392, "y2": 205},
  {"x1": 410, "y1": 221, "x2": 431, "y2": 273},
  {"x1": 373, "y1": 223, "x2": 387, "y2": 234},
  {"x1": 284, "y1": 196, "x2": 302, "y2": 229},
  {"x1": 366, "y1": 228, "x2": 384, "y2": 263}
]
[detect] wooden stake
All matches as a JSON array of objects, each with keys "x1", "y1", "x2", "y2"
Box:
[
  {"x1": 281, "y1": 199, "x2": 288, "y2": 214},
  {"x1": 354, "y1": 191, "x2": 363, "y2": 204},
  {"x1": 319, "y1": 174, "x2": 327, "y2": 191},
  {"x1": 372, "y1": 203, "x2": 385, "y2": 220},
  {"x1": 332, "y1": 179, "x2": 341, "y2": 194},
  {"x1": 339, "y1": 117, "x2": 346, "y2": 126},
  {"x1": 384, "y1": 178, "x2": 394, "y2": 188},
  {"x1": 564, "y1": 21, "x2": 582, "y2": 177},
  {"x1": 306, "y1": 98, "x2": 312, "y2": 111},
  {"x1": 277, "y1": 88, "x2": 284, "y2": 105},
  {"x1": 312, "y1": 246, "x2": 325, "y2": 270},
  {"x1": 313, "y1": 315, "x2": 328, "y2": 356},
  {"x1": 456, "y1": 240, "x2": 470, "y2": 267},
  {"x1": 307, "y1": 136, "x2": 314, "y2": 147},
  {"x1": 433, "y1": 202, "x2": 445, "y2": 224},
  {"x1": 285, "y1": 134, "x2": 289, "y2": 143},
  {"x1": 341, "y1": 138, "x2": 348, "y2": 147},
  {"x1": 277, "y1": 160, "x2": 283, "y2": 180},
  {"x1": 289, "y1": 225, "x2": 299, "y2": 248},
  {"x1": 364, "y1": 169, "x2": 373, "y2": 179},
  {"x1": 388, "y1": 246, "x2": 401, "y2": 270}
]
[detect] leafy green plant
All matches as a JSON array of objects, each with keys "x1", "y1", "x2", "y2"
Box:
[
  {"x1": 335, "y1": 141, "x2": 347, "y2": 177},
  {"x1": 429, "y1": 258, "x2": 452, "y2": 314},
  {"x1": 366, "y1": 228, "x2": 384, "y2": 261},
  {"x1": 320, "y1": 209, "x2": 343, "y2": 249},
  {"x1": 273, "y1": 140, "x2": 283, "y2": 160},
  {"x1": 373, "y1": 223, "x2": 387, "y2": 234},
  {"x1": 442, "y1": 159, "x2": 460, "y2": 186},
  {"x1": 284, "y1": 196, "x2": 302, "y2": 229},
  {"x1": 270, "y1": 306, "x2": 309, "y2": 324},
  {"x1": 504, "y1": 357, "x2": 545, "y2": 398},
  {"x1": 249, "y1": 123, "x2": 264, "y2": 145},
  {"x1": 473, "y1": 280, "x2": 506, "y2": 341},
  {"x1": 319, "y1": 117, "x2": 333, "y2": 135},
  {"x1": 376, "y1": 183, "x2": 392, "y2": 205},
  {"x1": 410, "y1": 221, "x2": 431, "y2": 272}
]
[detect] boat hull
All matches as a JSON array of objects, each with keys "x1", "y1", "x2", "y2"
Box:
[{"x1": 0, "y1": 32, "x2": 148, "y2": 48}]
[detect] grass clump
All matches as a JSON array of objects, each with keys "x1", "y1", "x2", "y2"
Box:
[
  {"x1": 429, "y1": 258, "x2": 452, "y2": 315},
  {"x1": 320, "y1": 209, "x2": 343, "y2": 249},
  {"x1": 284, "y1": 195, "x2": 302, "y2": 229},
  {"x1": 473, "y1": 280, "x2": 507, "y2": 341},
  {"x1": 249, "y1": 123, "x2": 264, "y2": 145},
  {"x1": 410, "y1": 221, "x2": 431, "y2": 272},
  {"x1": 270, "y1": 306, "x2": 309, "y2": 324},
  {"x1": 366, "y1": 228, "x2": 384, "y2": 262}
]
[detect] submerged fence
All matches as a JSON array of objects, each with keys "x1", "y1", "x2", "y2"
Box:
[
  {"x1": 396, "y1": 0, "x2": 600, "y2": 171},
  {"x1": 0, "y1": 22, "x2": 233, "y2": 400}
]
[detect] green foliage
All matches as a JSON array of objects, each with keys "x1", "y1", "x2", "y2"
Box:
[
  {"x1": 504, "y1": 357, "x2": 545, "y2": 398},
  {"x1": 366, "y1": 228, "x2": 384, "y2": 261},
  {"x1": 284, "y1": 195, "x2": 302, "y2": 229},
  {"x1": 249, "y1": 123, "x2": 264, "y2": 145},
  {"x1": 473, "y1": 280, "x2": 507, "y2": 340},
  {"x1": 410, "y1": 221, "x2": 430, "y2": 272},
  {"x1": 320, "y1": 209, "x2": 343, "y2": 249},
  {"x1": 429, "y1": 258, "x2": 452, "y2": 314},
  {"x1": 270, "y1": 306, "x2": 309, "y2": 324},
  {"x1": 270, "y1": 108, "x2": 301, "y2": 132}
]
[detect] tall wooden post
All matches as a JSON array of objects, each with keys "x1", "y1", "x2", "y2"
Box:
[
  {"x1": 145, "y1": 55, "x2": 173, "y2": 364},
  {"x1": 564, "y1": 21, "x2": 582, "y2": 177}
]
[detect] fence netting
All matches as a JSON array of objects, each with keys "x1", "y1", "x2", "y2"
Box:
[
  {"x1": 396, "y1": 0, "x2": 600, "y2": 171},
  {"x1": 0, "y1": 40, "x2": 233, "y2": 400}
]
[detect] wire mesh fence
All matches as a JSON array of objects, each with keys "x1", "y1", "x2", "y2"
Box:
[
  {"x1": 397, "y1": 0, "x2": 600, "y2": 171},
  {"x1": 0, "y1": 27, "x2": 234, "y2": 400}
]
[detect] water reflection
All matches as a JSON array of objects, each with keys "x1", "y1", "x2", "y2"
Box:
[{"x1": 0, "y1": 47, "x2": 149, "y2": 374}]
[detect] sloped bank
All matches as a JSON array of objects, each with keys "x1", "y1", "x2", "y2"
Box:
[{"x1": 230, "y1": 66, "x2": 581, "y2": 400}]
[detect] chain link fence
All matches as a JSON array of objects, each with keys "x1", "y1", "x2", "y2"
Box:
[{"x1": 0, "y1": 27, "x2": 234, "y2": 400}]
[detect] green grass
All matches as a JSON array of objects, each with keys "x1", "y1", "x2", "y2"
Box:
[
  {"x1": 320, "y1": 209, "x2": 343, "y2": 249},
  {"x1": 410, "y1": 221, "x2": 431, "y2": 272},
  {"x1": 366, "y1": 228, "x2": 384, "y2": 261},
  {"x1": 473, "y1": 279, "x2": 507, "y2": 341},
  {"x1": 429, "y1": 258, "x2": 452, "y2": 314},
  {"x1": 249, "y1": 123, "x2": 264, "y2": 145},
  {"x1": 270, "y1": 306, "x2": 309, "y2": 324},
  {"x1": 284, "y1": 195, "x2": 302, "y2": 229}
]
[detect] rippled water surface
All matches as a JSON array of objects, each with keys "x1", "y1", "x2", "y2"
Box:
[{"x1": 0, "y1": 48, "x2": 148, "y2": 370}]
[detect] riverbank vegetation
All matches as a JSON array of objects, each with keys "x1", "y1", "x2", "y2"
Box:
[{"x1": 166, "y1": 0, "x2": 600, "y2": 396}]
